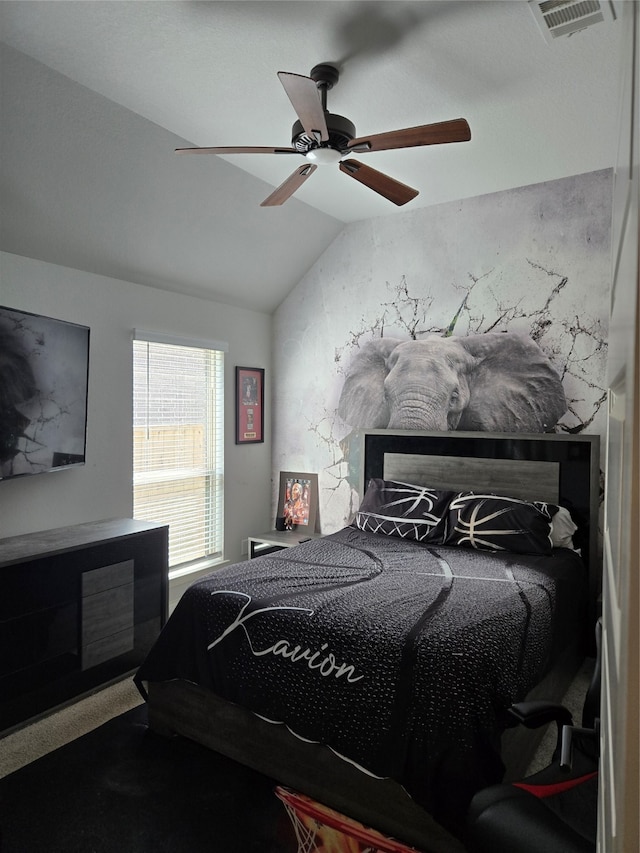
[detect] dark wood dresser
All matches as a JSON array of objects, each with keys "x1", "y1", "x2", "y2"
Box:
[{"x1": 0, "y1": 518, "x2": 168, "y2": 732}]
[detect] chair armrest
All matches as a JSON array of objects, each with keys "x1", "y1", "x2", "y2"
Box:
[
  {"x1": 508, "y1": 701, "x2": 573, "y2": 755},
  {"x1": 509, "y1": 701, "x2": 573, "y2": 730}
]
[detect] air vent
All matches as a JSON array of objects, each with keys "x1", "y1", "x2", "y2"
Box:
[{"x1": 529, "y1": 0, "x2": 616, "y2": 43}]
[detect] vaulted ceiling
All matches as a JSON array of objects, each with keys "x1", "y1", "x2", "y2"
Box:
[{"x1": 0, "y1": 1, "x2": 623, "y2": 312}]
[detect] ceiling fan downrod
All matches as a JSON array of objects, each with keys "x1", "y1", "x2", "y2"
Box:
[{"x1": 309, "y1": 63, "x2": 340, "y2": 111}]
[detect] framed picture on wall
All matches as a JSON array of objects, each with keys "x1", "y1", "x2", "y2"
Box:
[
  {"x1": 235, "y1": 366, "x2": 264, "y2": 444},
  {"x1": 276, "y1": 472, "x2": 318, "y2": 532}
]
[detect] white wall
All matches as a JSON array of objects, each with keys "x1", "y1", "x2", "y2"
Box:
[{"x1": 0, "y1": 251, "x2": 273, "y2": 566}]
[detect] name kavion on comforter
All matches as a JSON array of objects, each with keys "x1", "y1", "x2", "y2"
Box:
[{"x1": 207, "y1": 590, "x2": 365, "y2": 683}]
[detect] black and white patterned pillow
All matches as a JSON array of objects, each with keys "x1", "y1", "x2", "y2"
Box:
[
  {"x1": 445, "y1": 493, "x2": 555, "y2": 554},
  {"x1": 354, "y1": 479, "x2": 454, "y2": 543}
]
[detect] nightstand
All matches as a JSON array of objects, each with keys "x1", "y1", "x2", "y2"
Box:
[{"x1": 247, "y1": 529, "x2": 320, "y2": 559}]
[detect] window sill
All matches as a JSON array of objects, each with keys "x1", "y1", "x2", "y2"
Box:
[{"x1": 168, "y1": 556, "x2": 227, "y2": 582}]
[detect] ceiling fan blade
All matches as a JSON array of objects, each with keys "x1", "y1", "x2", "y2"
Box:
[
  {"x1": 347, "y1": 118, "x2": 471, "y2": 153},
  {"x1": 277, "y1": 72, "x2": 329, "y2": 142},
  {"x1": 339, "y1": 159, "x2": 418, "y2": 206},
  {"x1": 176, "y1": 146, "x2": 298, "y2": 155},
  {"x1": 260, "y1": 164, "x2": 318, "y2": 207}
]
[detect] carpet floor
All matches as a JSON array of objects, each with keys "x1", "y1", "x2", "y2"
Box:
[
  {"x1": 0, "y1": 704, "x2": 298, "y2": 853},
  {"x1": 0, "y1": 661, "x2": 594, "y2": 852}
]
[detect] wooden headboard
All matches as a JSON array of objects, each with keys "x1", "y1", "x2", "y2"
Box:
[{"x1": 360, "y1": 429, "x2": 601, "y2": 631}]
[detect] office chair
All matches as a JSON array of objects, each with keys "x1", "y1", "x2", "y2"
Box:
[{"x1": 466, "y1": 619, "x2": 602, "y2": 853}]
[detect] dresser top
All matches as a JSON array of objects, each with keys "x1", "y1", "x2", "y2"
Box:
[{"x1": 0, "y1": 518, "x2": 168, "y2": 567}]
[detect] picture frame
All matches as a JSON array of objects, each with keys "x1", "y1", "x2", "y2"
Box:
[
  {"x1": 276, "y1": 471, "x2": 319, "y2": 533},
  {"x1": 235, "y1": 366, "x2": 264, "y2": 444}
]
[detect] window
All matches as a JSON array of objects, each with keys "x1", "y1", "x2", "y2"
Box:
[{"x1": 133, "y1": 332, "x2": 226, "y2": 575}]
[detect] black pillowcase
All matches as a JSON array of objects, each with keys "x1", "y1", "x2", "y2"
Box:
[
  {"x1": 445, "y1": 493, "x2": 555, "y2": 554},
  {"x1": 353, "y1": 479, "x2": 455, "y2": 543}
]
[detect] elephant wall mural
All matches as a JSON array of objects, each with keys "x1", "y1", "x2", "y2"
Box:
[
  {"x1": 337, "y1": 331, "x2": 567, "y2": 433},
  {"x1": 273, "y1": 169, "x2": 612, "y2": 533}
]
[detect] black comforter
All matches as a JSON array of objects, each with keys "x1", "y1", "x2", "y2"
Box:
[{"x1": 135, "y1": 526, "x2": 585, "y2": 825}]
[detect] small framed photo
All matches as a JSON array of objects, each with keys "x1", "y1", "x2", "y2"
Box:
[
  {"x1": 276, "y1": 472, "x2": 319, "y2": 532},
  {"x1": 235, "y1": 366, "x2": 264, "y2": 444}
]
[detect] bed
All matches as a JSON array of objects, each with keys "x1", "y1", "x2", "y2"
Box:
[{"x1": 134, "y1": 429, "x2": 600, "y2": 853}]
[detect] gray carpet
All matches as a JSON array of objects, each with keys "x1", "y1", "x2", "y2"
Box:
[{"x1": 0, "y1": 676, "x2": 143, "y2": 778}]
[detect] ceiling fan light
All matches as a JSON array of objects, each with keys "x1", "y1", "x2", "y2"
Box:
[{"x1": 305, "y1": 147, "x2": 342, "y2": 166}]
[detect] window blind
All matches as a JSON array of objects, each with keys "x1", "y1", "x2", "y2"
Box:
[{"x1": 133, "y1": 337, "x2": 225, "y2": 569}]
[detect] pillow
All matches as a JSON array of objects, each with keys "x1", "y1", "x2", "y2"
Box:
[
  {"x1": 548, "y1": 505, "x2": 578, "y2": 550},
  {"x1": 445, "y1": 492, "x2": 555, "y2": 555},
  {"x1": 353, "y1": 479, "x2": 455, "y2": 543}
]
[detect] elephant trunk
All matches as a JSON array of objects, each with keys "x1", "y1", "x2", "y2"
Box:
[{"x1": 387, "y1": 400, "x2": 449, "y2": 431}]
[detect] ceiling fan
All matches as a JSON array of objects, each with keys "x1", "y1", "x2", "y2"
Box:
[{"x1": 176, "y1": 64, "x2": 471, "y2": 207}]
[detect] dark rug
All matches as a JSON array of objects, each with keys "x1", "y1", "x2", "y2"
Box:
[{"x1": 0, "y1": 705, "x2": 299, "y2": 852}]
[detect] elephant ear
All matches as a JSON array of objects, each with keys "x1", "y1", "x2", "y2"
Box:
[
  {"x1": 458, "y1": 332, "x2": 567, "y2": 432},
  {"x1": 338, "y1": 338, "x2": 401, "y2": 428}
]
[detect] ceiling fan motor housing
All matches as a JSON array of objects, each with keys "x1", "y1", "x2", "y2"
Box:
[{"x1": 291, "y1": 113, "x2": 356, "y2": 154}]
